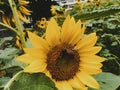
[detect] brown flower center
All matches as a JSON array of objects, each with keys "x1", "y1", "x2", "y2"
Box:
[{"x1": 47, "y1": 44, "x2": 80, "y2": 81}]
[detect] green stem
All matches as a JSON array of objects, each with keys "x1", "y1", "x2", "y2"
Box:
[
  {"x1": 0, "y1": 22, "x2": 19, "y2": 35},
  {"x1": 8, "y1": 0, "x2": 26, "y2": 48},
  {"x1": 3, "y1": 71, "x2": 23, "y2": 90}
]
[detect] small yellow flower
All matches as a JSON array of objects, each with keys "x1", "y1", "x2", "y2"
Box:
[
  {"x1": 16, "y1": 36, "x2": 22, "y2": 49},
  {"x1": 50, "y1": 5, "x2": 57, "y2": 15},
  {"x1": 76, "y1": 0, "x2": 81, "y2": 5},
  {"x1": 18, "y1": 0, "x2": 29, "y2": 5},
  {"x1": 17, "y1": 16, "x2": 105, "y2": 90},
  {"x1": 36, "y1": 17, "x2": 47, "y2": 29}
]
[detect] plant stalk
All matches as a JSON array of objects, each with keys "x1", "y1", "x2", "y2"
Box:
[
  {"x1": 8, "y1": 0, "x2": 26, "y2": 47},
  {"x1": 4, "y1": 71, "x2": 23, "y2": 90}
]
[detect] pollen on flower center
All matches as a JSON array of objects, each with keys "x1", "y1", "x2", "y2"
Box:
[{"x1": 46, "y1": 44, "x2": 80, "y2": 81}]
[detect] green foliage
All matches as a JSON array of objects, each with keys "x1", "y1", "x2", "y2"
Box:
[
  {"x1": 9, "y1": 72, "x2": 57, "y2": 90},
  {"x1": 85, "y1": 14, "x2": 120, "y2": 75},
  {"x1": 74, "y1": 7, "x2": 120, "y2": 21},
  {"x1": 89, "y1": 72, "x2": 120, "y2": 90},
  {"x1": 0, "y1": 77, "x2": 10, "y2": 88},
  {"x1": 0, "y1": 0, "x2": 120, "y2": 90}
]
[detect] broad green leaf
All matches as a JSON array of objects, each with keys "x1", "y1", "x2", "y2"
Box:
[
  {"x1": 9, "y1": 72, "x2": 57, "y2": 90},
  {"x1": 89, "y1": 72, "x2": 120, "y2": 90}
]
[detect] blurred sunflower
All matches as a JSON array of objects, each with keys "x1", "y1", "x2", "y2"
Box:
[
  {"x1": 17, "y1": 16, "x2": 105, "y2": 90},
  {"x1": 50, "y1": 5, "x2": 64, "y2": 16},
  {"x1": 50, "y1": 5, "x2": 57, "y2": 15},
  {"x1": 0, "y1": 0, "x2": 31, "y2": 26},
  {"x1": 36, "y1": 17, "x2": 47, "y2": 29}
]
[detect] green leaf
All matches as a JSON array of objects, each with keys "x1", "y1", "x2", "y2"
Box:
[
  {"x1": 74, "y1": 7, "x2": 120, "y2": 21},
  {"x1": 0, "y1": 48, "x2": 19, "y2": 60},
  {"x1": 89, "y1": 72, "x2": 120, "y2": 90},
  {"x1": 0, "y1": 77, "x2": 10, "y2": 87},
  {"x1": 9, "y1": 72, "x2": 57, "y2": 90}
]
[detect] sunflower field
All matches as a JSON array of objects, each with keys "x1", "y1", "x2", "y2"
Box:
[{"x1": 0, "y1": 0, "x2": 120, "y2": 90}]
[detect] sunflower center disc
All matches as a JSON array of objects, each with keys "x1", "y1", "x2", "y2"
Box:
[{"x1": 47, "y1": 45, "x2": 80, "y2": 81}]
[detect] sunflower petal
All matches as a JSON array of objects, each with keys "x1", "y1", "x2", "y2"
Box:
[
  {"x1": 16, "y1": 54, "x2": 34, "y2": 64},
  {"x1": 68, "y1": 76, "x2": 87, "y2": 89},
  {"x1": 27, "y1": 31, "x2": 49, "y2": 50},
  {"x1": 80, "y1": 67, "x2": 102, "y2": 74},
  {"x1": 61, "y1": 81, "x2": 73, "y2": 90},
  {"x1": 43, "y1": 70, "x2": 52, "y2": 79},
  {"x1": 76, "y1": 72, "x2": 99, "y2": 89},
  {"x1": 23, "y1": 48, "x2": 47, "y2": 59},
  {"x1": 69, "y1": 21, "x2": 85, "y2": 46},
  {"x1": 80, "y1": 55, "x2": 105, "y2": 63},
  {"x1": 80, "y1": 62, "x2": 103, "y2": 69},
  {"x1": 46, "y1": 18, "x2": 60, "y2": 47},
  {"x1": 61, "y1": 17, "x2": 76, "y2": 43},
  {"x1": 61, "y1": 15, "x2": 71, "y2": 43},
  {"x1": 23, "y1": 61, "x2": 47, "y2": 73},
  {"x1": 75, "y1": 33, "x2": 97, "y2": 50},
  {"x1": 55, "y1": 81, "x2": 62, "y2": 90},
  {"x1": 78, "y1": 46, "x2": 102, "y2": 55}
]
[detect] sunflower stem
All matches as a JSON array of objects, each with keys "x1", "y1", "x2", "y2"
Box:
[
  {"x1": 3, "y1": 71, "x2": 23, "y2": 90},
  {"x1": 8, "y1": 0, "x2": 26, "y2": 48},
  {"x1": 0, "y1": 22, "x2": 19, "y2": 35}
]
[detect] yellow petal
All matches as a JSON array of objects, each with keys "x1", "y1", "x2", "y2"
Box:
[
  {"x1": 75, "y1": 33, "x2": 97, "y2": 50},
  {"x1": 80, "y1": 62, "x2": 103, "y2": 69},
  {"x1": 16, "y1": 54, "x2": 34, "y2": 64},
  {"x1": 68, "y1": 76, "x2": 86, "y2": 89},
  {"x1": 23, "y1": 48, "x2": 47, "y2": 59},
  {"x1": 80, "y1": 55, "x2": 105, "y2": 63},
  {"x1": 27, "y1": 31, "x2": 49, "y2": 50},
  {"x1": 69, "y1": 23, "x2": 85, "y2": 46},
  {"x1": 61, "y1": 81, "x2": 73, "y2": 90},
  {"x1": 61, "y1": 17, "x2": 76, "y2": 43},
  {"x1": 55, "y1": 81, "x2": 62, "y2": 90},
  {"x1": 55, "y1": 81, "x2": 73, "y2": 90},
  {"x1": 61, "y1": 15, "x2": 71, "y2": 43},
  {"x1": 80, "y1": 67, "x2": 102, "y2": 74},
  {"x1": 43, "y1": 70, "x2": 52, "y2": 79},
  {"x1": 78, "y1": 46, "x2": 102, "y2": 55},
  {"x1": 23, "y1": 61, "x2": 47, "y2": 73},
  {"x1": 76, "y1": 72, "x2": 99, "y2": 89},
  {"x1": 46, "y1": 18, "x2": 60, "y2": 47}
]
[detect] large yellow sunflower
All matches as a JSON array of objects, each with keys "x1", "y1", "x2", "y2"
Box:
[{"x1": 17, "y1": 16, "x2": 105, "y2": 90}]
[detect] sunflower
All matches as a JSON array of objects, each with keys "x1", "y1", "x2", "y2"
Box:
[
  {"x1": 0, "y1": 0, "x2": 31, "y2": 26},
  {"x1": 36, "y1": 17, "x2": 47, "y2": 29},
  {"x1": 50, "y1": 5, "x2": 57, "y2": 15},
  {"x1": 17, "y1": 16, "x2": 105, "y2": 90}
]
